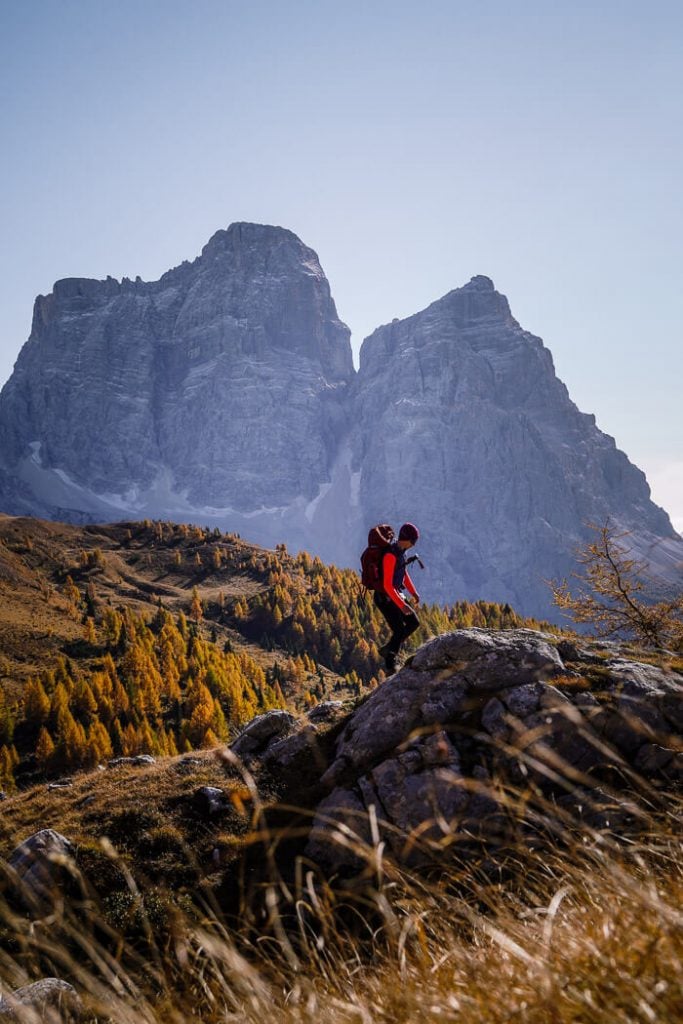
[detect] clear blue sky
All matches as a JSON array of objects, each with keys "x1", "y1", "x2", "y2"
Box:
[{"x1": 1, "y1": 0, "x2": 681, "y2": 529}]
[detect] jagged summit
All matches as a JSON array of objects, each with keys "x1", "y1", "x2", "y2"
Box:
[
  {"x1": 359, "y1": 276, "x2": 515, "y2": 371},
  {"x1": 467, "y1": 274, "x2": 496, "y2": 289},
  {"x1": 38, "y1": 224, "x2": 327, "y2": 307},
  {"x1": 202, "y1": 221, "x2": 306, "y2": 251},
  {"x1": 437, "y1": 274, "x2": 514, "y2": 325}
]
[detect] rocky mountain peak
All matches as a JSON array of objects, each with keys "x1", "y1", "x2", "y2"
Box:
[
  {"x1": 439, "y1": 274, "x2": 514, "y2": 327},
  {"x1": 0, "y1": 226, "x2": 680, "y2": 619},
  {"x1": 0, "y1": 223, "x2": 354, "y2": 518},
  {"x1": 200, "y1": 221, "x2": 319, "y2": 266},
  {"x1": 358, "y1": 276, "x2": 515, "y2": 372},
  {"x1": 352, "y1": 274, "x2": 680, "y2": 616},
  {"x1": 467, "y1": 274, "x2": 495, "y2": 289}
]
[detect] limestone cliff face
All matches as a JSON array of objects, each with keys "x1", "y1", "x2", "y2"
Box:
[
  {"x1": 0, "y1": 223, "x2": 353, "y2": 512},
  {"x1": 350, "y1": 276, "x2": 681, "y2": 614},
  {"x1": 0, "y1": 229, "x2": 679, "y2": 618},
  {"x1": 227, "y1": 628, "x2": 683, "y2": 873}
]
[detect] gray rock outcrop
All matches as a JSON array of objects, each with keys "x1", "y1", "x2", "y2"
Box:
[
  {"x1": 295, "y1": 629, "x2": 683, "y2": 873},
  {"x1": 229, "y1": 707, "x2": 339, "y2": 774},
  {"x1": 229, "y1": 709, "x2": 299, "y2": 764},
  {"x1": 0, "y1": 978, "x2": 83, "y2": 1022},
  {"x1": 0, "y1": 227, "x2": 680, "y2": 618},
  {"x1": 107, "y1": 755, "x2": 156, "y2": 768},
  {"x1": 7, "y1": 829, "x2": 77, "y2": 914}
]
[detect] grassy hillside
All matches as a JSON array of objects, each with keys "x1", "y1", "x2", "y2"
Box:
[
  {"x1": 0, "y1": 720, "x2": 679, "y2": 1024},
  {"x1": 0, "y1": 514, "x2": 555, "y2": 790},
  {"x1": 0, "y1": 516, "x2": 680, "y2": 1023}
]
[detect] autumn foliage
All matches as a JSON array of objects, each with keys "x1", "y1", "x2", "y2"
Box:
[
  {"x1": 0, "y1": 518, "x2": 556, "y2": 789},
  {"x1": 551, "y1": 522, "x2": 683, "y2": 650}
]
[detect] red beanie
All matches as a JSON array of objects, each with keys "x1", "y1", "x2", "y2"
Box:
[{"x1": 398, "y1": 522, "x2": 419, "y2": 542}]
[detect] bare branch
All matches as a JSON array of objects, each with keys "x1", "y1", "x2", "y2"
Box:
[{"x1": 548, "y1": 522, "x2": 683, "y2": 650}]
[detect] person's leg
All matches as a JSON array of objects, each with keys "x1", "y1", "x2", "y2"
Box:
[
  {"x1": 394, "y1": 608, "x2": 419, "y2": 654},
  {"x1": 374, "y1": 593, "x2": 404, "y2": 655},
  {"x1": 374, "y1": 594, "x2": 420, "y2": 673}
]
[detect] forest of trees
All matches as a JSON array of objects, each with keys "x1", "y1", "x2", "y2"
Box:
[
  {"x1": 0, "y1": 520, "x2": 556, "y2": 792},
  {"x1": 227, "y1": 547, "x2": 546, "y2": 684},
  {"x1": 1, "y1": 605, "x2": 285, "y2": 791}
]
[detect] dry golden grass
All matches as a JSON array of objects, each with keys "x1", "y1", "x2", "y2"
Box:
[
  {"x1": 0, "y1": 515, "x2": 283, "y2": 690},
  {"x1": 0, "y1": 778, "x2": 681, "y2": 1024},
  {"x1": 0, "y1": 749, "x2": 255, "y2": 893}
]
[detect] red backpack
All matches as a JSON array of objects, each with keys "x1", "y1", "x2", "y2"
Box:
[{"x1": 360, "y1": 524, "x2": 395, "y2": 591}]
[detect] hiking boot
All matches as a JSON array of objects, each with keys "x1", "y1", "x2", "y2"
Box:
[{"x1": 384, "y1": 652, "x2": 397, "y2": 674}]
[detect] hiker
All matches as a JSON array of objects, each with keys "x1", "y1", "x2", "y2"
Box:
[{"x1": 373, "y1": 522, "x2": 421, "y2": 674}]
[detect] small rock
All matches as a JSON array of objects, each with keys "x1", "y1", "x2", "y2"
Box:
[
  {"x1": 539, "y1": 684, "x2": 572, "y2": 708},
  {"x1": 174, "y1": 756, "x2": 203, "y2": 773},
  {"x1": 194, "y1": 786, "x2": 230, "y2": 815},
  {"x1": 557, "y1": 639, "x2": 619, "y2": 664},
  {"x1": 0, "y1": 977, "x2": 83, "y2": 1021},
  {"x1": 634, "y1": 743, "x2": 675, "y2": 774},
  {"x1": 107, "y1": 755, "x2": 156, "y2": 768},
  {"x1": 482, "y1": 697, "x2": 508, "y2": 739},
  {"x1": 420, "y1": 730, "x2": 461, "y2": 768},
  {"x1": 47, "y1": 780, "x2": 73, "y2": 791},
  {"x1": 556, "y1": 639, "x2": 582, "y2": 662},
  {"x1": 230, "y1": 710, "x2": 298, "y2": 762},
  {"x1": 262, "y1": 725, "x2": 321, "y2": 771},
  {"x1": 306, "y1": 788, "x2": 372, "y2": 873},
  {"x1": 307, "y1": 701, "x2": 345, "y2": 724},
  {"x1": 503, "y1": 682, "x2": 544, "y2": 717},
  {"x1": 573, "y1": 692, "x2": 599, "y2": 707}
]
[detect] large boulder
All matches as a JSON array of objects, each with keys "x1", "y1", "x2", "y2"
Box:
[{"x1": 303, "y1": 629, "x2": 683, "y2": 873}]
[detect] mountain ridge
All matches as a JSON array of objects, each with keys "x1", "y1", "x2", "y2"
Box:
[{"x1": 0, "y1": 223, "x2": 680, "y2": 618}]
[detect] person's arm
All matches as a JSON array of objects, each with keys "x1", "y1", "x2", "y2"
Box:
[
  {"x1": 382, "y1": 553, "x2": 411, "y2": 612},
  {"x1": 404, "y1": 572, "x2": 419, "y2": 601}
]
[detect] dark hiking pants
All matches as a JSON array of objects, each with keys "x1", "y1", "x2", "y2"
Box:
[{"x1": 374, "y1": 591, "x2": 420, "y2": 655}]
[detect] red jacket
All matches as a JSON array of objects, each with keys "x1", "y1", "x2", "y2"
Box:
[{"x1": 382, "y1": 551, "x2": 418, "y2": 612}]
